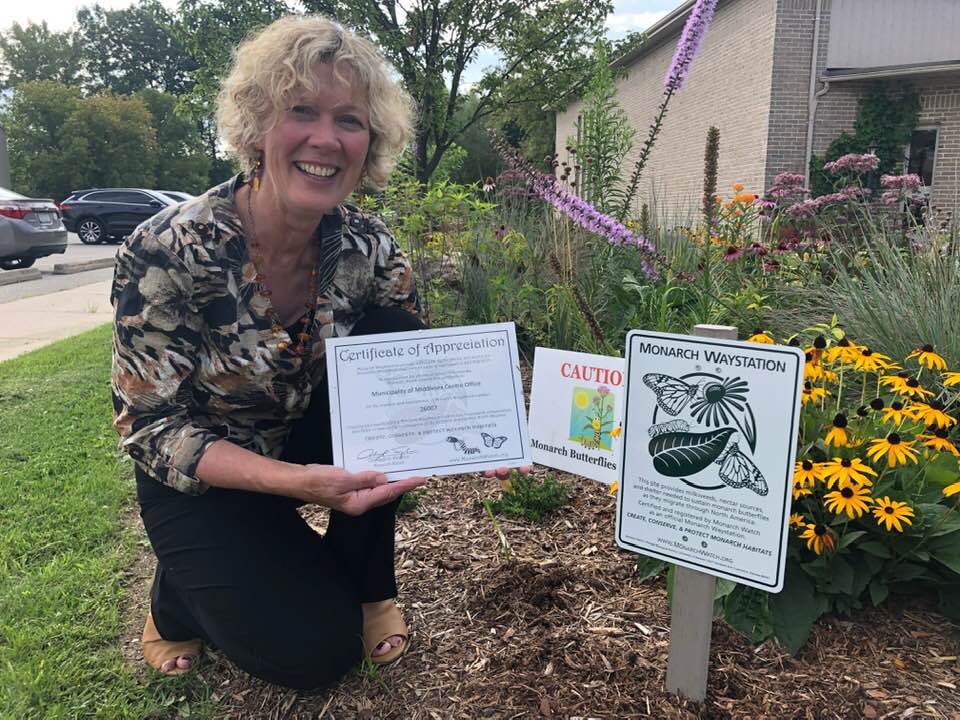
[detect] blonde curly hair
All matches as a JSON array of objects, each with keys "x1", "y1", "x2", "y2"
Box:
[{"x1": 216, "y1": 15, "x2": 415, "y2": 189}]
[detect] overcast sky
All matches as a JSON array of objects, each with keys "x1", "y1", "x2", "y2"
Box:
[{"x1": 1, "y1": 0, "x2": 674, "y2": 84}]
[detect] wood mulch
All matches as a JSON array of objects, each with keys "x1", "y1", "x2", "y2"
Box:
[{"x1": 121, "y1": 466, "x2": 960, "y2": 720}]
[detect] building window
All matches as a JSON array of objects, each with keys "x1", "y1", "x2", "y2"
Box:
[{"x1": 907, "y1": 128, "x2": 938, "y2": 187}]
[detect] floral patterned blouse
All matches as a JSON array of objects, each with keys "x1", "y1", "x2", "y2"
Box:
[{"x1": 111, "y1": 175, "x2": 420, "y2": 495}]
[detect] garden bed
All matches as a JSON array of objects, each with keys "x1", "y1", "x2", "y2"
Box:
[{"x1": 122, "y1": 470, "x2": 960, "y2": 719}]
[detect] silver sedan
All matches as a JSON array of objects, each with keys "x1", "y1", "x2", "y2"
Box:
[{"x1": 0, "y1": 186, "x2": 68, "y2": 270}]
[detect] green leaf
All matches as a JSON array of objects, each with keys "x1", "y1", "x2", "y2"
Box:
[
  {"x1": 724, "y1": 585, "x2": 773, "y2": 645},
  {"x1": 868, "y1": 578, "x2": 889, "y2": 606},
  {"x1": 891, "y1": 562, "x2": 927, "y2": 582},
  {"x1": 635, "y1": 556, "x2": 667, "y2": 582},
  {"x1": 839, "y1": 530, "x2": 867, "y2": 549},
  {"x1": 769, "y1": 567, "x2": 824, "y2": 655},
  {"x1": 821, "y1": 555, "x2": 855, "y2": 595},
  {"x1": 858, "y1": 540, "x2": 892, "y2": 558},
  {"x1": 929, "y1": 535, "x2": 960, "y2": 576},
  {"x1": 665, "y1": 564, "x2": 676, "y2": 606}
]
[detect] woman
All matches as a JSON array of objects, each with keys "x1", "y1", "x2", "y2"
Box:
[{"x1": 112, "y1": 15, "x2": 515, "y2": 690}]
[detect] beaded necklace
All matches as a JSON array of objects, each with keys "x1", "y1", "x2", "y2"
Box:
[{"x1": 245, "y1": 187, "x2": 319, "y2": 356}]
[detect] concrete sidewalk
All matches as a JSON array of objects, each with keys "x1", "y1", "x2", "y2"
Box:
[{"x1": 0, "y1": 279, "x2": 113, "y2": 362}]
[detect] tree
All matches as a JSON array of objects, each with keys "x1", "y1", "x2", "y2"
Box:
[
  {"x1": 3, "y1": 81, "x2": 82, "y2": 198},
  {"x1": 175, "y1": 0, "x2": 292, "y2": 183},
  {"x1": 303, "y1": 0, "x2": 611, "y2": 183},
  {"x1": 0, "y1": 22, "x2": 83, "y2": 90},
  {"x1": 137, "y1": 89, "x2": 211, "y2": 193},
  {"x1": 76, "y1": 0, "x2": 197, "y2": 95},
  {"x1": 60, "y1": 95, "x2": 159, "y2": 194}
]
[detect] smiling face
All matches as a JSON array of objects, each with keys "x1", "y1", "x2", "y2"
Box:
[{"x1": 259, "y1": 62, "x2": 370, "y2": 218}]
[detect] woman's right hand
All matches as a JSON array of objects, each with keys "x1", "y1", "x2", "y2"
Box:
[{"x1": 295, "y1": 465, "x2": 426, "y2": 515}]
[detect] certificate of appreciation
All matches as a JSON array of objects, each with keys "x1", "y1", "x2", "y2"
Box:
[{"x1": 324, "y1": 322, "x2": 532, "y2": 480}]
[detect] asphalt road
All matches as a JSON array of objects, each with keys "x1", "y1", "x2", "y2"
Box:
[{"x1": 0, "y1": 234, "x2": 119, "y2": 304}]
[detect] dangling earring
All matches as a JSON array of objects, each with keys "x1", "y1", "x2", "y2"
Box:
[{"x1": 252, "y1": 155, "x2": 263, "y2": 192}]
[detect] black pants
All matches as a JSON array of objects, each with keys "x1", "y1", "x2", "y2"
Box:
[{"x1": 136, "y1": 306, "x2": 425, "y2": 690}]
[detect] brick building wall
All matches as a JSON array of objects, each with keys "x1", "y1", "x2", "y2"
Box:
[
  {"x1": 764, "y1": 0, "x2": 820, "y2": 188},
  {"x1": 917, "y1": 77, "x2": 960, "y2": 212},
  {"x1": 555, "y1": 0, "x2": 778, "y2": 220}
]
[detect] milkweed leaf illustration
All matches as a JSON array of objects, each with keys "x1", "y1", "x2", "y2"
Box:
[{"x1": 648, "y1": 428, "x2": 736, "y2": 477}]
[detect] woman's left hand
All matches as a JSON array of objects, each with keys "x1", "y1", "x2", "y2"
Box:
[{"x1": 483, "y1": 465, "x2": 532, "y2": 479}]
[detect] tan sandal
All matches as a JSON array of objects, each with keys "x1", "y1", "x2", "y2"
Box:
[
  {"x1": 362, "y1": 599, "x2": 409, "y2": 665},
  {"x1": 142, "y1": 611, "x2": 201, "y2": 676}
]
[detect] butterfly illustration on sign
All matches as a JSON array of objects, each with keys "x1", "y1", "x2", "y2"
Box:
[
  {"x1": 481, "y1": 432, "x2": 508, "y2": 449},
  {"x1": 642, "y1": 373, "x2": 766, "y2": 496}
]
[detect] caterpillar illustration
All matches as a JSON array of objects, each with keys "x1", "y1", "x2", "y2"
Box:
[
  {"x1": 447, "y1": 436, "x2": 480, "y2": 455},
  {"x1": 648, "y1": 419, "x2": 690, "y2": 438}
]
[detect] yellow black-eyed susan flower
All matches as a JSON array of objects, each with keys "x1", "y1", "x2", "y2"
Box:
[
  {"x1": 943, "y1": 371, "x2": 960, "y2": 387},
  {"x1": 881, "y1": 400, "x2": 909, "y2": 425},
  {"x1": 912, "y1": 400, "x2": 956, "y2": 429},
  {"x1": 944, "y1": 481, "x2": 960, "y2": 497},
  {"x1": 789, "y1": 513, "x2": 805, "y2": 527},
  {"x1": 792, "y1": 479, "x2": 813, "y2": 500},
  {"x1": 823, "y1": 484, "x2": 872, "y2": 518},
  {"x1": 822, "y1": 457, "x2": 877, "y2": 488},
  {"x1": 801, "y1": 382, "x2": 829, "y2": 406},
  {"x1": 918, "y1": 427, "x2": 959, "y2": 456},
  {"x1": 878, "y1": 372, "x2": 910, "y2": 393},
  {"x1": 799, "y1": 523, "x2": 835, "y2": 555},
  {"x1": 872, "y1": 497, "x2": 915, "y2": 532},
  {"x1": 897, "y1": 377, "x2": 933, "y2": 399},
  {"x1": 907, "y1": 344, "x2": 947, "y2": 371},
  {"x1": 794, "y1": 459, "x2": 825, "y2": 486},
  {"x1": 747, "y1": 329, "x2": 775, "y2": 344},
  {"x1": 866, "y1": 433, "x2": 919, "y2": 467},
  {"x1": 824, "y1": 337, "x2": 861, "y2": 364},
  {"x1": 824, "y1": 413, "x2": 849, "y2": 448},
  {"x1": 854, "y1": 348, "x2": 898, "y2": 373}
]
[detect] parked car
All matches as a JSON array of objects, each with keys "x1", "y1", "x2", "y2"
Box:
[
  {"x1": 0, "y1": 186, "x2": 68, "y2": 270},
  {"x1": 157, "y1": 190, "x2": 195, "y2": 204},
  {"x1": 59, "y1": 188, "x2": 177, "y2": 244}
]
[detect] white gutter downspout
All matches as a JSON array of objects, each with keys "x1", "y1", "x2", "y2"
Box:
[{"x1": 803, "y1": 0, "x2": 826, "y2": 190}]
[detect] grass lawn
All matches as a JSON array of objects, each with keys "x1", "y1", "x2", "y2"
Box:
[{"x1": 0, "y1": 325, "x2": 215, "y2": 720}]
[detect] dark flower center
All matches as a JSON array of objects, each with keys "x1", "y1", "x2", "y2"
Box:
[
  {"x1": 804, "y1": 381, "x2": 812, "y2": 390},
  {"x1": 922, "y1": 344, "x2": 933, "y2": 352},
  {"x1": 814, "y1": 524, "x2": 826, "y2": 536},
  {"x1": 841, "y1": 487, "x2": 854, "y2": 498},
  {"x1": 838, "y1": 338, "x2": 850, "y2": 347},
  {"x1": 753, "y1": 328, "x2": 763, "y2": 336},
  {"x1": 884, "y1": 506, "x2": 894, "y2": 514},
  {"x1": 725, "y1": 246, "x2": 739, "y2": 255},
  {"x1": 802, "y1": 460, "x2": 813, "y2": 471},
  {"x1": 704, "y1": 383, "x2": 726, "y2": 403},
  {"x1": 870, "y1": 398, "x2": 884, "y2": 410},
  {"x1": 931, "y1": 400, "x2": 945, "y2": 411},
  {"x1": 906, "y1": 378, "x2": 919, "y2": 388},
  {"x1": 805, "y1": 351, "x2": 813, "y2": 362},
  {"x1": 892, "y1": 401, "x2": 904, "y2": 410},
  {"x1": 789, "y1": 338, "x2": 800, "y2": 347},
  {"x1": 833, "y1": 414, "x2": 848, "y2": 428},
  {"x1": 814, "y1": 335, "x2": 827, "y2": 349},
  {"x1": 887, "y1": 433, "x2": 901, "y2": 445},
  {"x1": 862, "y1": 348, "x2": 873, "y2": 357},
  {"x1": 857, "y1": 406, "x2": 869, "y2": 417},
  {"x1": 935, "y1": 427, "x2": 950, "y2": 439},
  {"x1": 841, "y1": 459, "x2": 852, "y2": 468},
  {"x1": 897, "y1": 371, "x2": 908, "y2": 378}
]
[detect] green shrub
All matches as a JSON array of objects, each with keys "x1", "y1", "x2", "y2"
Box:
[{"x1": 489, "y1": 471, "x2": 570, "y2": 522}]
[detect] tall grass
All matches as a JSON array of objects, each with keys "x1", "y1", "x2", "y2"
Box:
[{"x1": 774, "y1": 215, "x2": 960, "y2": 360}]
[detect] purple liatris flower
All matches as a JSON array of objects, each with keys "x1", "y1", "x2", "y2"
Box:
[
  {"x1": 490, "y1": 132, "x2": 658, "y2": 279},
  {"x1": 664, "y1": 0, "x2": 718, "y2": 92}
]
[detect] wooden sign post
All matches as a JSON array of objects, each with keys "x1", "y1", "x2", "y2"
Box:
[
  {"x1": 665, "y1": 324, "x2": 735, "y2": 701},
  {"x1": 614, "y1": 323, "x2": 804, "y2": 703}
]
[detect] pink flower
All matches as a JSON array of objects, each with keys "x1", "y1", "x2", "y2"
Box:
[
  {"x1": 880, "y1": 173, "x2": 922, "y2": 191},
  {"x1": 822, "y1": 153, "x2": 879, "y2": 175},
  {"x1": 598, "y1": 386, "x2": 610, "y2": 396},
  {"x1": 723, "y1": 245, "x2": 743, "y2": 261}
]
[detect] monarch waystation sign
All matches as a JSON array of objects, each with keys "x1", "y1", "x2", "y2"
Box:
[{"x1": 615, "y1": 330, "x2": 804, "y2": 592}]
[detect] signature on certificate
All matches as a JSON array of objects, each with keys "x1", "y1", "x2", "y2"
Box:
[{"x1": 357, "y1": 446, "x2": 418, "y2": 463}]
